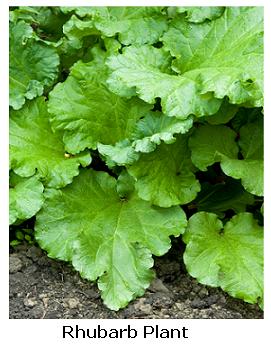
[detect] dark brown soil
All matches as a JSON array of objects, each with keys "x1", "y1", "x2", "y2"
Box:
[{"x1": 9, "y1": 243, "x2": 263, "y2": 319}]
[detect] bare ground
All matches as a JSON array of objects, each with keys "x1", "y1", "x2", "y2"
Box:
[{"x1": 9, "y1": 243, "x2": 263, "y2": 319}]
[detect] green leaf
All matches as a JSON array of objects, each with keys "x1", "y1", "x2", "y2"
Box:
[
  {"x1": 107, "y1": 45, "x2": 222, "y2": 120},
  {"x1": 230, "y1": 107, "x2": 262, "y2": 132},
  {"x1": 221, "y1": 118, "x2": 263, "y2": 196},
  {"x1": 128, "y1": 135, "x2": 200, "y2": 207},
  {"x1": 98, "y1": 111, "x2": 193, "y2": 167},
  {"x1": 116, "y1": 171, "x2": 135, "y2": 198},
  {"x1": 189, "y1": 121, "x2": 263, "y2": 196},
  {"x1": 107, "y1": 7, "x2": 263, "y2": 121},
  {"x1": 35, "y1": 169, "x2": 186, "y2": 310},
  {"x1": 183, "y1": 212, "x2": 263, "y2": 305},
  {"x1": 221, "y1": 159, "x2": 263, "y2": 197},
  {"x1": 162, "y1": 7, "x2": 263, "y2": 106},
  {"x1": 189, "y1": 125, "x2": 239, "y2": 171},
  {"x1": 9, "y1": 98, "x2": 91, "y2": 188},
  {"x1": 48, "y1": 59, "x2": 151, "y2": 154},
  {"x1": 8, "y1": 5, "x2": 264, "y2": 312},
  {"x1": 204, "y1": 99, "x2": 238, "y2": 125},
  {"x1": 62, "y1": 7, "x2": 167, "y2": 45},
  {"x1": 174, "y1": 6, "x2": 225, "y2": 23},
  {"x1": 9, "y1": 21, "x2": 59, "y2": 110},
  {"x1": 238, "y1": 119, "x2": 263, "y2": 160},
  {"x1": 132, "y1": 111, "x2": 193, "y2": 153},
  {"x1": 194, "y1": 180, "x2": 255, "y2": 217},
  {"x1": 91, "y1": 7, "x2": 168, "y2": 45},
  {"x1": 98, "y1": 140, "x2": 139, "y2": 168},
  {"x1": 9, "y1": 173, "x2": 44, "y2": 225},
  {"x1": 10, "y1": 6, "x2": 70, "y2": 42},
  {"x1": 63, "y1": 15, "x2": 100, "y2": 49}
]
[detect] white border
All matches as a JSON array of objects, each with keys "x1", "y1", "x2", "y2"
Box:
[{"x1": 1, "y1": 1, "x2": 270, "y2": 351}]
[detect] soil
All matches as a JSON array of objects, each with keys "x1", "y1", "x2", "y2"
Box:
[{"x1": 9, "y1": 242, "x2": 263, "y2": 319}]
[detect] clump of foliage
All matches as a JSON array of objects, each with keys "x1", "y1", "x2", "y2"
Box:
[{"x1": 9, "y1": 6, "x2": 263, "y2": 311}]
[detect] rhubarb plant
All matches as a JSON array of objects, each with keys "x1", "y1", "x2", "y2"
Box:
[{"x1": 9, "y1": 6, "x2": 264, "y2": 311}]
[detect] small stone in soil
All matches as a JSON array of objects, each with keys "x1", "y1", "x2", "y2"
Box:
[
  {"x1": 175, "y1": 302, "x2": 185, "y2": 310},
  {"x1": 9, "y1": 255, "x2": 23, "y2": 273},
  {"x1": 190, "y1": 298, "x2": 209, "y2": 309},
  {"x1": 198, "y1": 287, "x2": 209, "y2": 298},
  {"x1": 151, "y1": 292, "x2": 174, "y2": 309},
  {"x1": 67, "y1": 298, "x2": 80, "y2": 309},
  {"x1": 148, "y1": 278, "x2": 170, "y2": 293},
  {"x1": 24, "y1": 264, "x2": 38, "y2": 275},
  {"x1": 205, "y1": 295, "x2": 219, "y2": 306},
  {"x1": 26, "y1": 246, "x2": 42, "y2": 261},
  {"x1": 23, "y1": 297, "x2": 38, "y2": 307},
  {"x1": 132, "y1": 298, "x2": 152, "y2": 315}
]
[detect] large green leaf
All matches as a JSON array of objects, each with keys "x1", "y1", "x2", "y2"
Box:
[
  {"x1": 189, "y1": 125, "x2": 239, "y2": 171},
  {"x1": 63, "y1": 15, "x2": 99, "y2": 49},
  {"x1": 221, "y1": 159, "x2": 263, "y2": 197},
  {"x1": 162, "y1": 7, "x2": 263, "y2": 107},
  {"x1": 9, "y1": 173, "x2": 44, "y2": 225},
  {"x1": 189, "y1": 120, "x2": 263, "y2": 196},
  {"x1": 9, "y1": 21, "x2": 59, "y2": 110},
  {"x1": 183, "y1": 212, "x2": 263, "y2": 305},
  {"x1": 128, "y1": 135, "x2": 200, "y2": 207},
  {"x1": 35, "y1": 170, "x2": 186, "y2": 310},
  {"x1": 107, "y1": 7, "x2": 262, "y2": 121},
  {"x1": 238, "y1": 118, "x2": 263, "y2": 160},
  {"x1": 61, "y1": 7, "x2": 167, "y2": 45},
  {"x1": 48, "y1": 59, "x2": 151, "y2": 154},
  {"x1": 10, "y1": 98, "x2": 91, "y2": 188},
  {"x1": 98, "y1": 111, "x2": 193, "y2": 167},
  {"x1": 107, "y1": 45, "x2": 222, "y2": 120}
]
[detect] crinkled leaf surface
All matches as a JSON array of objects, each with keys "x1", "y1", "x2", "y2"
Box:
[
  {"x1": 62, "y1": 7, "x2": 167, "y2": 45},
  {"x1": 131, "y1": 111, "x2": 193, "y2": 153},
  {"x1": 107, "y1": 45, "x2": 222, "y2": 120},
  {"x1": 10, "y1": 98, "x2": 91, "y2": 188},
  {"x1": 107, "y1": 7, "x2": 263, "y2": 121},
  {"x1": 48, "y1": 59, "x2": 151, "y2": 154},
  {"x1": 98, "y1": 111, "x2": 193, "y2": 166},
  {"x1": 9, "y1": 21, "x2": 59, "y2": 110},
  {"x1": 183, "y1": 212, "x2": 263, "y2": 304},
  {"x1": 172, "y1": 7, "x2": 225, "y2": 23},
  {"x1": 63, "y1": 15, "x2": 100, "y2": 49},
  {"x1": 162, "y1": 7, "x2": 263, "y2": 107},
  {"x1": 9, "y1": 173, "x2": 44, "y2": 225},
  {"x1": 35, "y1": 170, "x2": 187, "y2": 310},
  {"x1": 91, "y1": 7, "x2": 168, "y2": 45},
  {"x1": 128, "y1": 136, "x2": 200, "y2": 207}
]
